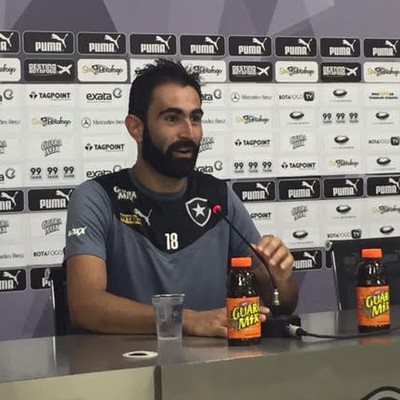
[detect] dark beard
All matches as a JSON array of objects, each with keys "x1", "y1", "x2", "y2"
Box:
[{"x1": 141, "y1": 126, "x2": 199, "y2": 179}]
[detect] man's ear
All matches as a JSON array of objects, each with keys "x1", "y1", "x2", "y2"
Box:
[{"x1": 125, "y1": 114, "x2": 144, "y2": 143}]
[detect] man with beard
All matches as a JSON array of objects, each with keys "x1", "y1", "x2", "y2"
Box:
[{"x1": 64, "y1": 59, "x2": 297, "y2": 336}]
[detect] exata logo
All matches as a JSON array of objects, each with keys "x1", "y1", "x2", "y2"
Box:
[
  {"x1": 0, "y1": 167, "x2": 16, "y2": 183},
  {"x1": 85, "y1": 164, "x2": 122, "y2": 178},
  {"x1": 201, "y1": 88, "x2": 223, "y2": 103},
  {"x1": 0, "y1": 88, "x2": 14, "y2": 103},
  {"x1": 195, "y1": 160, "x2": 223, "y2": 174},
  {"x1": 85, "y1": 87, "x2": 123, "y2": 102}
]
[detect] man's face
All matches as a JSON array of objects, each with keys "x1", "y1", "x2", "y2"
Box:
[{"x1": 141, "y1": 83, "x2": 203, "y2": 179}]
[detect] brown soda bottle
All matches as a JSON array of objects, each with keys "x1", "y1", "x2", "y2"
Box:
[
  {"x1": 226, "y1": 257, "x2": 261, "y2": 346},
  {"x1": 356, "y1": 248, "x2": 390, "y2": 333}
]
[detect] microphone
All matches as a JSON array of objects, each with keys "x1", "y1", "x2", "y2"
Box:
[
  {"x1": 210, "y1": 204, "x2": 281, "y2": 309},
  {"x1": 210, "y1": 203, "x2": 301, "y2": 338}
]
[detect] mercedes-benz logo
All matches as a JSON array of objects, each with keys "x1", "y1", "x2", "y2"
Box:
[
  {"x1": 81, "y1": 117, "x2": 91, "y2": 128},
  {"x1": 231, "y1": 92, "x2": 240, "y2": 103}
]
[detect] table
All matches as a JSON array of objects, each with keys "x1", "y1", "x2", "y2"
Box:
[{"x1": 1, "y1": 308, "x2": 400, "y2": 400}]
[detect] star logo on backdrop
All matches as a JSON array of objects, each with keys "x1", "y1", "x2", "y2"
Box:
[{"x1": 185, "y1": 197, "x2": 211, "y2": 227}]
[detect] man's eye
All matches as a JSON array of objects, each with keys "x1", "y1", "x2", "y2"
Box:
[
  {"x1": 191, "y1": 114, "x2": 203, "y2": 123},
  {"x1": 165, "y1": 114, "x2": 179, "y2": 122}
]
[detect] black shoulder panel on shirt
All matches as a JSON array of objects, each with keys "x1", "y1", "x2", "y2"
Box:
[{"x1": 93, "y1": 169, "x2": 228, "y2": 253}]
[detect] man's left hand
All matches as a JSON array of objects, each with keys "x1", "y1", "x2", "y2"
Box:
[{"x1": 252, "y1": 235, "x2": 294, "y2": 282}]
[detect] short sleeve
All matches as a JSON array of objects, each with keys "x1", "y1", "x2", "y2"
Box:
[{"x1": 64, "y1": 180, "x2": 113, "y2": 262}]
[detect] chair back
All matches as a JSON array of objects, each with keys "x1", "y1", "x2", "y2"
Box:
[{"x1": 327, "y1": 237, "x2": 400, "y2": 310}]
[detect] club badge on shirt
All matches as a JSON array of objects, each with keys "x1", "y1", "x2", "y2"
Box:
[{"x1": 185, "y1": 197, "x2": 211, "y2": 227}]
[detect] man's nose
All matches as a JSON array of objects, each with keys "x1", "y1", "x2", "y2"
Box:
[{"x1": 178, "y1": 117, "x2": 195, "y2": 138}]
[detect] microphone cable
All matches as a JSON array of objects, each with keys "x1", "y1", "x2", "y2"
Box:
[
  {"x1": 209, "y1": 203, "x2": 281, "y2": 309},
  {"x1": 287, "y1": 324, "x2": 400, "y2": 340}
]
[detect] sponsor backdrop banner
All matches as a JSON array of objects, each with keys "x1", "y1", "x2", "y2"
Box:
[{"x1": 0, "y1": 0, "x2": 399, "y2": 339}]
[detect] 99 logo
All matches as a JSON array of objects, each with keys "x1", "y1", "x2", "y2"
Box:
[
  {"x1": 29, "y1": 166, "x2": 75, "y2": 180},
  {"x1": 262, "y1": 161, "x2": 272, "y2": 172},
  {"x1": 233, "y1": 162, "x2": 244, "y2": 173},
  {"x1": 248, "y1": 162, "x2": 259, "y2": 173},
  {"x1": 63, "y1": 166, "x2": 75, "y2": 178},
  {"x1": 47, "y1": 167, "x2": 59, "y2": 179},
  {"x1": 30, "y1": 167, "x2": 43, "y2": 180},
  {"x1": 322, "y1": 112, "x2": 359, "y2": 124},
  {"x1": 233, "y1": 161, "x2": 272, "y2": 174}
]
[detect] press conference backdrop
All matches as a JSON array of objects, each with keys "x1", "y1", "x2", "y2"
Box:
[{"x1": 0, "y1": 0, "x2": 399, "y2": 339}]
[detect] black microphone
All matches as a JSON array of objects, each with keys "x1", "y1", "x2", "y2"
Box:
[{"x1": 210, "y1": 203, "x2": 301, "y2": 338}]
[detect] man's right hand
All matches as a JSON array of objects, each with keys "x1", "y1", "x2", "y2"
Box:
[
  {"x1": 183, "y1": 306, "x2": 269, "y2": 337},
  {"x1": 183, "y1": 308, "x2": 228, "y2": 337}
]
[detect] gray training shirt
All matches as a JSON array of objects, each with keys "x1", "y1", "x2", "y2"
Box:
[{"x1": 64, "y1": 169, "x2": 261, "y2": 310}]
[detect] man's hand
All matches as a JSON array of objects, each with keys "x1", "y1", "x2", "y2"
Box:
[
  {"x1": 183, "y1": 306, "x2": 270, "y2": 337},
  {"x1": 252, "y1": 235, "x2": 294, "y2": 282},
  {"x1": 251, "y1": 235, "x2": 298, "y2": 314}
]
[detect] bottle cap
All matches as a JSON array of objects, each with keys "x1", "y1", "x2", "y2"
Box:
[
  {"x1": 361, "y1": 248, "x2": 382, "y2": 259},
  {"x1": 231, "y1": 257, "x2": 252, "y2": 268}
]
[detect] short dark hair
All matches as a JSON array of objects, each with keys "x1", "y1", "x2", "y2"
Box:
[{"x1": 128, "y1": 58, "x2": 202, "y2": 121}]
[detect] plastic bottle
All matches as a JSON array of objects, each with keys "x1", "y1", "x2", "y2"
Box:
[
  {"x1": 356, "y1": 248, "x2": 390, "y2": 333},
  {"x1": 226, "y1": 256, "x2": 261, "y2": 345}
]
